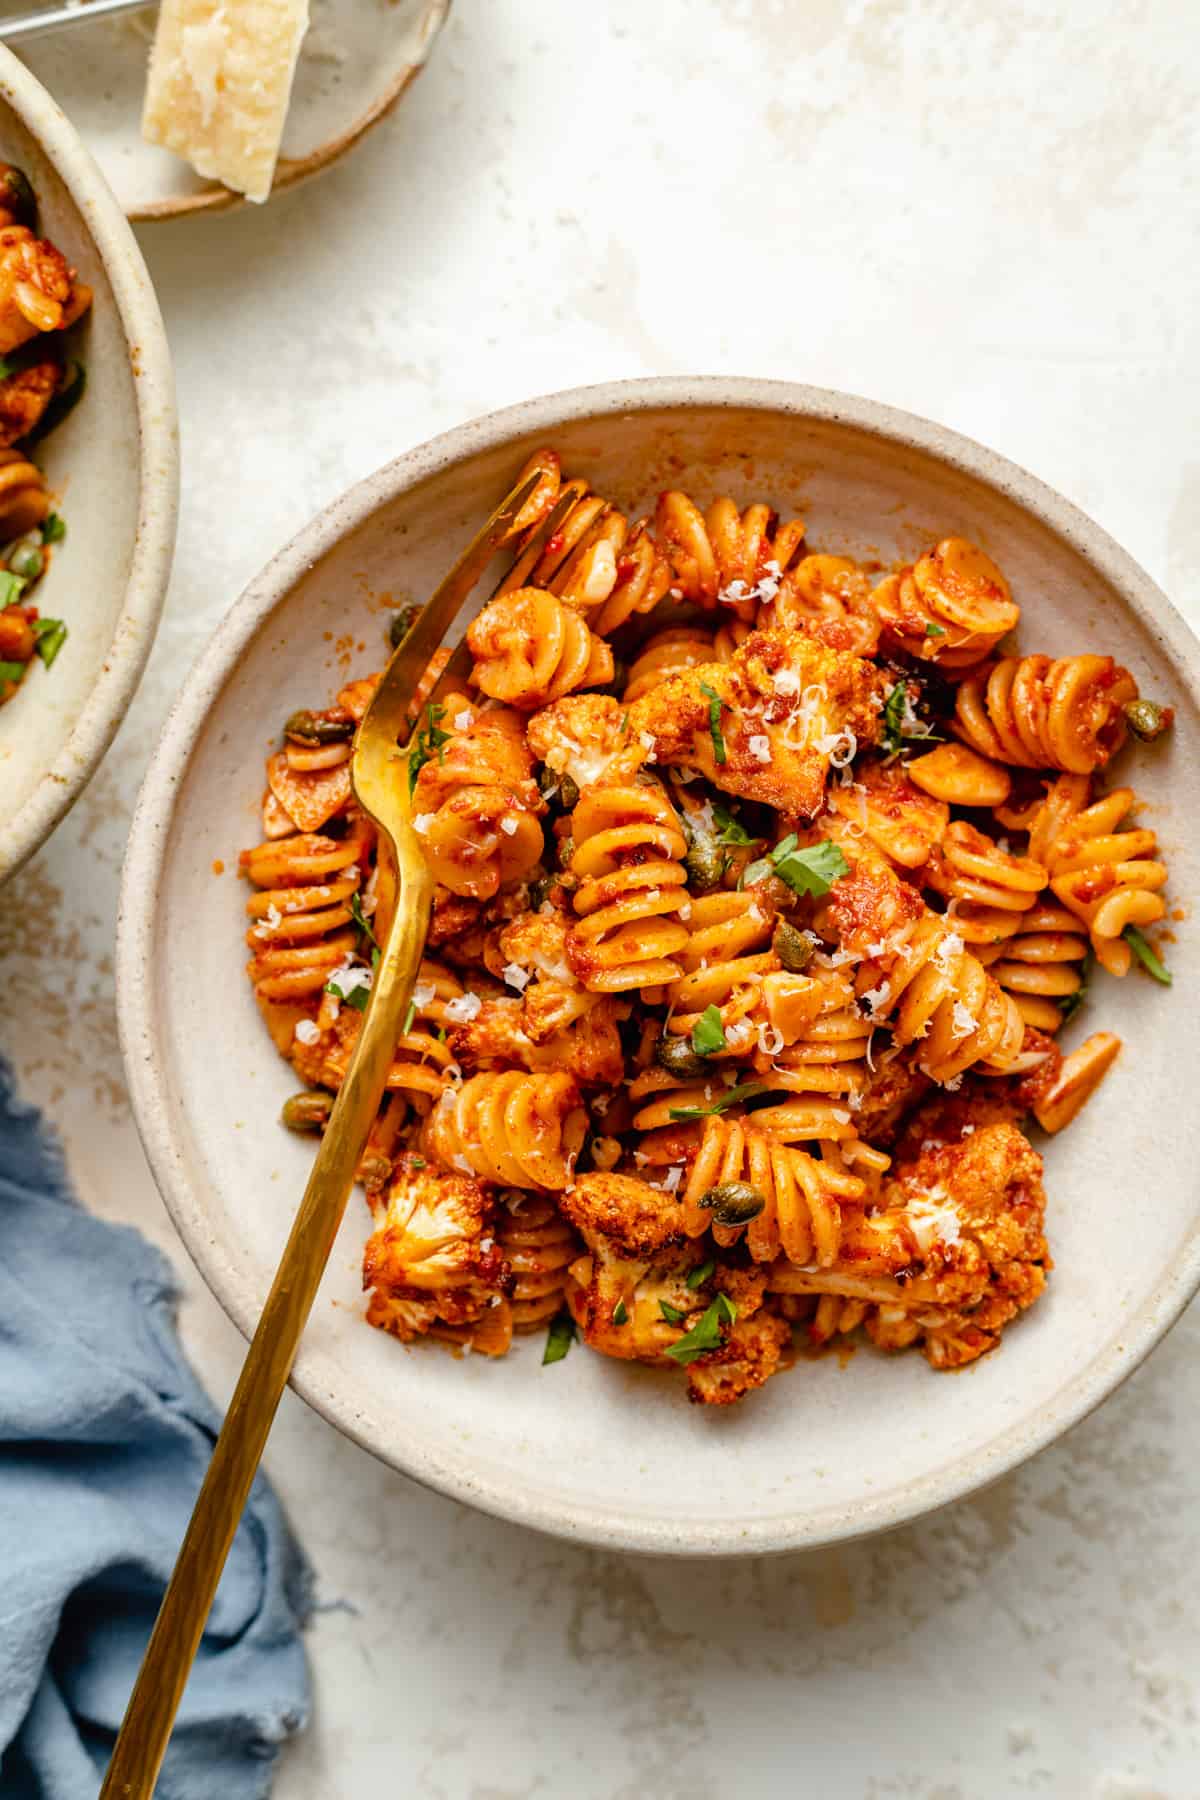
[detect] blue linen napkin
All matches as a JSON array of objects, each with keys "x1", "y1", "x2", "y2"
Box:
[{"x1": 0, "y1": 1059, "x2": 313, "y2": 1799}]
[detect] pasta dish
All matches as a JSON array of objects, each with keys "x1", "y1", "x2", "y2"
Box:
[
  {"x1": 0, "y1": 163, "x2": 91, "y2": 709},
  {"x1": 238, "y1": 451, "x2": 1174, "y2": 1406}
]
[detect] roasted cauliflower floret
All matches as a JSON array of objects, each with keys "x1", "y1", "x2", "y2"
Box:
[
  {"x1": 628, "y1": 629, "x2": 884, "y2": 820},
  {"x1": 362, "y1": 1157, "x2": 512, "y2": 1344},
  {"x1": 565, "y1": 1237, "x2": 704, "y2": 1362},
  {"x1": 526, "y1": 693, "x2": 640, "y2": 792},
  {"x1": 686, "y1": 1308, "x2": 791, "y2": 1406},
  {"x1": 559, "y1": 1170, "x2": 686, "y2": 1260},
  {"x1": 846, "y1": 1120, "x2": 1050, "y2": 1368}
]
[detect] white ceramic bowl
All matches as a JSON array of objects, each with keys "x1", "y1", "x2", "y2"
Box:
[
  {"x1": 118, "y1": 378, "x2": 1200, "y2": 1555},
  {"x1": 0, "y1": 47, "x2": 177, "y2": 883}
]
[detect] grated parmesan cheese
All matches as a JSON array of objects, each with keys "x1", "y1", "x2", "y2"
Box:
[
  {"x1": 502, "y1": 963, "x2": 531, "y2": 992},
  {"x1": 499, "y1": 816, "x2": 518, "y2": 837},
  {"x1": 444, "y1": 992, "x2": 482, "y2": 1023},
  {"x1": 748, "y1": 734, "x2": 772, "y2": 763},
  {"x1": 293, "y1": 1018, "x2": 320, "y2": 1046}
]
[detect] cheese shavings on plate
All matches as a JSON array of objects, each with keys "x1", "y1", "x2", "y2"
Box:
[{"x1": 142, "y1": 0, "x2": 311, "y2": 203}]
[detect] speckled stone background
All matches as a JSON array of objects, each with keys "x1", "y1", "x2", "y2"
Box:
[{"x1": 3, "y1": 2, "x2": 1199, "y2": 1793}]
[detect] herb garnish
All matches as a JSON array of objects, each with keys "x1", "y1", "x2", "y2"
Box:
[
  {"x1": 699, "y1": 681, "x2": 727, "y2": 765},
  {"x1": 881, "y1": 682, "x2": 943, "y2": 757},
  {"x1": 349, "y1": 891, "x2": 380, "y2": 967},
  {"x1": 659, "y1": 1299, "x2": 686, "y2": 1325},
  {"x1": 325, "y1": 964, "x2": 372, "y2": 1012},
  {"x1": 407, "y1": 700, "x2": 451, "y2": 796},
  {"x1": 925, "y1": 622, "x2": 946, "y2": 638},
  {"x1": 663, "y1": 1292, "x2": 738, "y2": 1365},
  {"x1": 690, "y1": 1003, "x2": 726, "y2": 1058},
  {"x1": 0, "y1": 570, "x2": 25, "y2": 609},
  {"x1": 686, "y1": 1259, "x2": 716, "y2": 1290},
  {"x1": 0, "y1": 660, "x2": 26, "y2": 686},
  {"x1": 1124, "y1": 924, "x2": 1172, "y2": 985},
  {"x1": 712, "y1": 800, "x2": 756, "y2": 846},
  {"x1": 402, "y1": 998, "x2": 417, "y2": 1035},
  {"x1": 742, "y1": 834, "x2": 849, "y2": 898},
  {"x1": 1057, "y1": 954, "x2": 1090, "y2": 1023},
  {"x1": 668, "y1": 1080, "x2": 770, "y2": 1122},
  {"x1": 612, "y1": 1298, "x2": 628, "y2": 1326},
  {"x1": 42, "y1": 512, "x2": 65, "y2": 545},
  {"x1": 543, "y1": 1310, "x2": 576, "y2": 1365},
  {"x1": 31, "y1": 618, "x2": 66, "y2": 668}
]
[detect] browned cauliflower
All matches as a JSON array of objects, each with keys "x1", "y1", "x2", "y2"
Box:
[
  {"x1": 0, "y1": 224, "x2": 86, "y2": 353},
  {"x1": 627, "y1": 629, "x2": 884, "y2": 820},
  {"x1": 686, "y1": 1310, "x2": 792, "y2": 1406},
  {"x1": 559, "y1": 1171, "x2": 686, "y2": 1260},
  {"x1": 0, "y1": 360, "x2": 58, "y2": 446},
  {"x1": 363, "y1": 1156, "x2": 512, "y2": 1346}
]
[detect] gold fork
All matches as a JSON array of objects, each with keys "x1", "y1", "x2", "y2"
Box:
[{"x1": 100, "y1": 456, "x2": 566, "y2": 1799}]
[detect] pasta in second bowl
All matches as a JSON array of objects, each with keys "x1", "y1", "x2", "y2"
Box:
[{"x1": 118, "y1": 379, "x2": 1200, "y2": 1554}]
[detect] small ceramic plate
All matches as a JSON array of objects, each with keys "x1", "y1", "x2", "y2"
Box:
[
  {"x1": 0, "y1": 45, "x2": 176, "y2": 882},
  {"x1": 118, "y1": 379, "x2": 1200, "y2": 1555},
  {"x1": 15, "y1": 0, "x2": 449, "y2": 219}
]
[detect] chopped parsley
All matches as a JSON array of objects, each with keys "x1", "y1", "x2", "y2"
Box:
[
  {"x1": 669, "y1": 1080, "x2": 770, "y2": 1122},
  {"x1": 691, "y1": 1003, "x2": 726, "y2": 1057},
  {"x1": 32, "y1": 618, "x2": 66, "y2": 667},
  {"x1": 1123, "y1": 924, "x2": 1172, "y2": 985},
  {"x1": 659, "y1": 1299, "x2": 686, "y2": 1325},
  {"x1": 663, "y1": 1292, "x2": 738, "y2": 1365},
  {"x1": 325, "y1": 963, "x2": 372, "y2": 1012},
  {"x1": 612, "y1": 1298, "x2": 628, "y2": 1326},
  {"x1": 712, "y1": 800, "x2": 756, "y2": 846},
  {"x1": 542, "y1": 1310, "x2": 576, "y2": 1365},
  {"x1": 402, "y1": 997, "x2": 417, "y2": 1036},
  {"x1": 881, "y1": 682, "x2": 943, "y2": 757},
  {"x1": 0, "y1": 659, "x2": 26, "y2": 685},
  {"x1": 686, "y1": 1259, "x2": 716, "y2": 1290},
  {"x1": 41, "y1": 512, "x2": 65, "y2": 545},
  {"x1": 349, "y1": 890, "x2": 380, "y2": 966},
  {"x1": 407, "y1": 700, "x2": 451, "y2": 797},
  {"x1": 1057, "y1": 955, "x2": 1090, "y2": 1023},
  {"x1": 0, "y1": 570, "x2": 25, "y2": 609},
  {"x1": 699, "y1": 681, "x2": 727, "y2": 765},
  {"x1": 743, "y1": 834, "x2": 849, "y2": 898},
  {"x1": 925, "y1": 622, "x2": 946, "y2": 638}
]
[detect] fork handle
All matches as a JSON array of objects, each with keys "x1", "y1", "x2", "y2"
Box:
[{"x1": 100, "y1": 849, "x2": 432, "y2": 1800}]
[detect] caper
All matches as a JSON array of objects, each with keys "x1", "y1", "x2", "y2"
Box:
[
  {"x1": 698, "y1": 1180, "x2": 766, "y2": 1226},
  {"x1": 0, "y1": 166, "x2": 36, "y2": 229},
  {"x1": 1123, "y1": 698, "x2": 1172, "y2": 743},
  {"x1": 281, "y1": 1090, "x2": 332, "y2": 1133},
  {"x1": 357, "y1": 1151, "x2": 393, "y2": 1193},
  {"x1": 538, "y1": 765, "x2": 580, "y2": 810},
  {"x1": 283, "y1": 707, "x2": 355, "y2": 746},
  {"x1": 773, "y1": 919, "x2": 815, "y2": 972},
  {"x1": 685, "y1": 831, "x2": 726, "y2": 891},
  {"x1": 389, "y1": 604, "x2": 421, "y2": 648},
  {"x1": 8, "y1": 542, "x2": 42, "y2": 582},
  {"x1": 656, "y1": 1033, "x2": 708, "y2": 1079}
]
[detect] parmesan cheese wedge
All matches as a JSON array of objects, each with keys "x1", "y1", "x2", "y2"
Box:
[{"x1": 142, "y1": 0, "x2": 310, "y2": 204}]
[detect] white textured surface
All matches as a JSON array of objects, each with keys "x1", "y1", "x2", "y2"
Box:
[{"x1": 3, "y1": 1, "x2": 1199, "y2": 1792}]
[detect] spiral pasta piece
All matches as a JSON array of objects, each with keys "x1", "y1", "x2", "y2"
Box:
[
  {"x1": 665, "y1": 890, "x2": 776, "y2": 1055},
  {"x1": 411, "y1": 692, "x2": 544, "y2": 899},
  {"x1": 654, "y1": 489, "x2": 807, "y2": 618},
  {"x1": 565, "y1": 778, "x2": 691, "y2": 991},
  {"x1": 872, "y1": 537, "x2": 1019, "y2": 668},
  {"x1": 0, "y1": 444, "x2": 49, "y2": 537},
  {"x1": 1027, "y1": 776, "x2": 1169, "y2": 976},
  {"x1": 679, "y1": 1115, "x2": 868, "y2": 1266},
  {"x1": 467, "y1": 588, "x2": 613, "y2": 709},
  {"x1": 425, "y1": 1071, "x2": 588, "y2": 1190},
  {"x1": 623, "y1": 626, "x2": 715, "y2": 703},
  {"x1": 977, "y1": 900, "x2": 1090, "y2": 1031},
  {"x1": 497, "y1": 452, "x2": 673, "y2": 636},
  {"x1": 242, "y1": 826, "x2": 368, "y2": 1004},
  {"x1": 924, "y1": 820, "x2": 1048, "y2": 915},
  {"x1": 497, "y1": 1195, "x2": 581, "y2": 1331},
  {"x1": 954, "y1": 654, "x2": 1137, "y2": 772},
  {"x1": 760, "y1": 552, "x2": 881, "y2": 656}
]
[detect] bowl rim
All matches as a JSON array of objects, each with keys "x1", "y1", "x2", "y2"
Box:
[
  {"x1": 117, "y1": 375, "x2": 1200, "y2": 1555},
  {"x1": 0, "y1": 44, "x2": 179, "y2": 883}
]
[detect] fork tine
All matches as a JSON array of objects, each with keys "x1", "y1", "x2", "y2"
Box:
[{"x1": 350, "y1": 461, "x2": 551, "y2": 815}]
